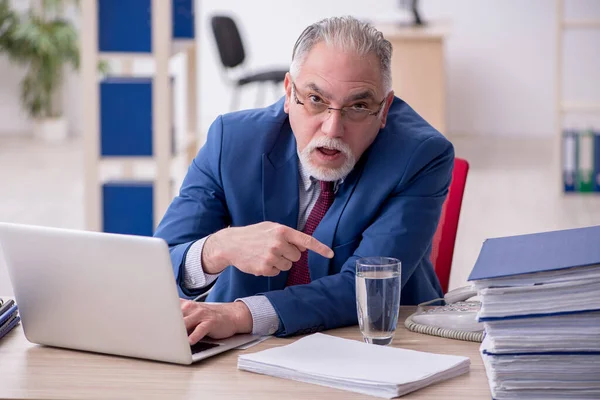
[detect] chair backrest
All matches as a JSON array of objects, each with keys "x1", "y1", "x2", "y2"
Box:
[
  {"x1": 430, "y1": 158, "x2": 469, "y2": 294},
  {"x1": 210, "y1": 15, "x2": 245, "y2": 69}
]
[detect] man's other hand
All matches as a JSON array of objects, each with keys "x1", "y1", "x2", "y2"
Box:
[
  {"x1": 180, "y1": 300, "x2": 253, "y2": 345},
  {"x1": 201, "y1": 222, "x2": 334, "y2": 276}
]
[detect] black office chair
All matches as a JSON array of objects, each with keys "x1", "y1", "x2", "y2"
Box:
[{"x1": 210, "y1": 15, "x2": 288, "y2": 110}]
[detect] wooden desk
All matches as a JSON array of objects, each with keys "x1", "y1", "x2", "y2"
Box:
[
  {"x1": 0, "y1": 307, "x2": 490, "y2": 399},
  {"x1": 378, "y1": 23, "x2": 450, "y2": 134}
]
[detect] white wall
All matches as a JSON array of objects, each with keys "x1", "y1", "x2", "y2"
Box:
[
  {"x1": 197, "y1": 0, "x2": 599, "y2": 137},
  {"x1": 1, "y1": 0, "x2": 598, "y2": 137},
  {"x1": 200, "y1": 0, "x2": 600, "y2": 136},
  {"x1": 423, "y1": 0, "x2": 557, "y2": 137}
]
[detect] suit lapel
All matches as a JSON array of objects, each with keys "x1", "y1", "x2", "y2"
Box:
[{"x1": 262, "y1": 120, "x2": 299, "y2": 290}]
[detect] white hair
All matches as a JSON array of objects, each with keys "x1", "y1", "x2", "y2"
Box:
[{"x1": 290, "y1": 16, "x2": 393, "y2": 93}]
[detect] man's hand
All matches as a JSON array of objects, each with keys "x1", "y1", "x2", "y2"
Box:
[
  {"x1": 180, "y1": 300, "x2": 253, "y2": 345},
  {"x1": 201, "y1": 222, "x2": 334, "y2": 276}
]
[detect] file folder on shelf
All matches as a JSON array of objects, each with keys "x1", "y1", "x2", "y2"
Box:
[
  {"x1": 594, "y1": 130, "x2": 600, "y2": 192},
  {"x1": 577, "y1": 129, "x2": 594, "y2": 192},
  {"x1": 563, "y1": 129, "x2": 576, "y2": 192},
  {"x1": 562, "y1": 128, "x2": 600, "y2": 194}
]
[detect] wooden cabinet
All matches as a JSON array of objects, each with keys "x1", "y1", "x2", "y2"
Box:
[{"x1": 378, "y1": 23, "x2": 450, "y2": 134}]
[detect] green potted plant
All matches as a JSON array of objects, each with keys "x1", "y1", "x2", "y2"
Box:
[{"x1": 0, "y1": 0, "x2": 103, "y2": 142}]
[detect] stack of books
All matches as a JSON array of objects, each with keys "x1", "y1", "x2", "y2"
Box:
[
  {"x1": 0, "y1": 297, "x2": 20, "y2": 340},
  {"x1": 468, "y1": 225, "x2": 600, "y2": 399}
]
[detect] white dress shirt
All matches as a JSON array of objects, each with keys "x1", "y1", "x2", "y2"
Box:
[{"x1": 182, "y1": 157, "x2": 340, "y2": 335}]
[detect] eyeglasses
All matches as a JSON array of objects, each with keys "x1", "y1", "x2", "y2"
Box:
[{"x1": 292, "y1": 83, "x2": 385, "y2": 123}]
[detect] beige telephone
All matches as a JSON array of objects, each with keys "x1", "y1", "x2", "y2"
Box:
[{"x1": 404, "y1": 286, "x2": 484, "y2": 342}]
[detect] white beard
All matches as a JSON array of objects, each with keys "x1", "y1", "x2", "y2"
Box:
[{"x1": 300, "y1": 136, "x2": 356, "y2": 181}]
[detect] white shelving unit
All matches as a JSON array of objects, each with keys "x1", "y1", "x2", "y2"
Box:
[
  {"x1": 556, "y1": 0, "x2": 600, "y2": 194},
  {"x1": 81, "y1": 0, "x2": 199, "y2": 232}
]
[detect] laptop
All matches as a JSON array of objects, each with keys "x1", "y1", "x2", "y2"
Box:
[{"x1": 0, "y1": 222, "x2": 260, "y2": 364}]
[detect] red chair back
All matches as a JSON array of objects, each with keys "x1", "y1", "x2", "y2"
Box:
[{"x1": 430, "y1": 158, "x2": 469, "y2": 294}]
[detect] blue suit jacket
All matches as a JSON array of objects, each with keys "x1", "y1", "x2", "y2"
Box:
[{"x1": 154, "y1": 97, "x2": 454, "y2": 337}]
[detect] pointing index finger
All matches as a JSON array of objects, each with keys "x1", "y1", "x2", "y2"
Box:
[{"x1": 283, "y1": 228, "x2": 334, "y2": 259}]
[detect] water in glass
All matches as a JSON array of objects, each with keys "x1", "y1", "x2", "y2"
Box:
[{"x1": 356, "y1": 257, "x2": 401, "y2": 345}]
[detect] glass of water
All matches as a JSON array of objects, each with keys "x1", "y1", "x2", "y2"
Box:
[{"x1": 356, "y1": 257, "x2": 401, "y2": 345}]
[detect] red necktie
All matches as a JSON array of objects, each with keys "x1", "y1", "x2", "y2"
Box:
[{"x1": 286, "y1": 180, "x2": 335, "y2": 286}]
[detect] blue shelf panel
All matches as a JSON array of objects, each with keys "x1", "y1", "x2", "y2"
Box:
[
  {"x1": 173, "y1": 0, "x2": 195, "y2": 39},
  {"x1": 103, "y1": 181, "x2": 154, "y2": 237},
  {"x1": 100, "y1": 77, "x2": 176, "y2": 157},
  {"x1": 98, "y1": 0, "x2": 195, "y2": 53},
  {"x1": 100, "y1": 77, "x2": 154, "y2": 157}
]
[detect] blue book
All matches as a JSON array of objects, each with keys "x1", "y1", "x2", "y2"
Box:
[
  {"x1": 0, "y1": 311, "x2": 20, "y2": 341},
  {"x1": 468, "y1": 225, "x2": 600, "y2": 281},
  {"x1": 594, "y1": 130, "x2": 600, "y2": 192},
  {"x1": 0, "y1": 303, "x2": 17, "y2": 326},
  {"x1": 0, "y1": 298, "x2": 14, "y2": 317}
]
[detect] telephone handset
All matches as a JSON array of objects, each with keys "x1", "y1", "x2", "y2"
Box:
[{"x1": 404, "y1": 285, "x2": 484, "y2": 342}]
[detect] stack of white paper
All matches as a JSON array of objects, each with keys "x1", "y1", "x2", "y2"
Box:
[
  {"x1": 468, "y1": 227, "x2": 600, "y2": 399},
  {"x1": 474, "y1": 266, "x2": 600, "y2": 399},
  {"x1": 481, "y1": 336, "x2": 600, "y2": 399},
  {"x1": 473, "y1": 267, "x2": 600, "y2": 320},
  {"x1": 483, "y1": 311, "x2": 600, "y2": 354},
  {"x1": 237, "y1": 333, "x2": 470, "y2": 399}
]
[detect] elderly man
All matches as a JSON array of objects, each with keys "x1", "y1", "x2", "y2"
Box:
[{"x1": 154, "y1": 16, "x2": 454, "y2": 344}]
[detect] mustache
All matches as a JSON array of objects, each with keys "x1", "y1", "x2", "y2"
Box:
[{"x1": 304, "y1": 137, "x2": 352, "y2": 157}]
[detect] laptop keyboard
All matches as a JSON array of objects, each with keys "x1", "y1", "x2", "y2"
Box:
[{"x1": 190, "y1": 341, "x2": 221, "y2": 354}]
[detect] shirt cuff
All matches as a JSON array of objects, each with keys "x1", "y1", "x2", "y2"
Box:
[
  {"x1": 237, "y1": 296, "x2": 280, "y2": 336},
  {"x1": 183, "y1": 236, "x2": 221, "y2": 289}
]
